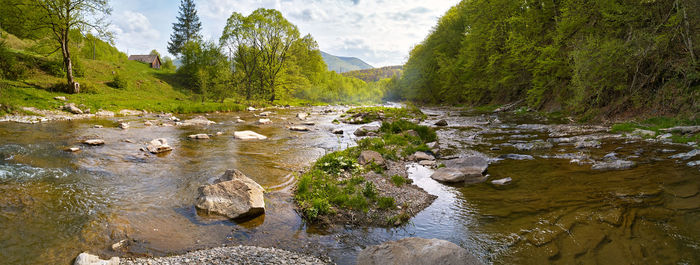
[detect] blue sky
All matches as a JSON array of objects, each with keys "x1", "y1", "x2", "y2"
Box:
[{"x1": 109, "y1": 0, "x2": 459, "y2": 67}]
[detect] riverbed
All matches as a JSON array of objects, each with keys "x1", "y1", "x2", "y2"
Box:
[{"x1": 0, "y1": 106, "x2": 698, "y2": 264}]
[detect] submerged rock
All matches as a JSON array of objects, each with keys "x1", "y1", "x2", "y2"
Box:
[
  {"x1": 575, "y1": 140, "x2": 601, "y2": 149},
  {"x1": 670, "y1": 149, "x2": 699, "y2": 160},
  {"x1": 498, "y1": 154, "x2": 534, "y2": 160},
  {"x1": 491, "y1": 177, "x2": 512, "y2": 185},
  {"x1": 146, "y1": 138, "x2": 172, "y2": 154},
  {"x1": 358, "y1": 150, "x2": 385, "y2": 166},
  {"x1": 233, "y1": 131, "x2": 267, "y2": 140},
  {"x1": 357, "y1": 237, "x2": 482, "y2": 265},
  {"x1": 83, "y1": 139, "x2": 105, "y2": 146},
  {"x1": 74, "y1": 252, "x2": 119, "y2": 265},
  {"x1": 289, "y1": 126, "x2": 310, "y2": 132},
  {"x1": 591, "y1": 160, "x2": 636, "y2": 171},
  {"x1": 195, "y1": 169, "x2": 265, "y2": 219},
  {"x1": 332, "y1": 129, "x2": 344, "y2": 134},
  {"x1": 354, "y1": 125, "x2": 380, "y2": 137},
  {"x1": 514, "y1": 141, "x2": 553, "y2": 151},
  {"x1": 188, "y1": 134, "x2": 210, "y2": 139}
]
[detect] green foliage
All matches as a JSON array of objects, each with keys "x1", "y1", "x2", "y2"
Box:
[
  {"x1": 345, "y1": 106, "x2": 426, "y2": 124},
  {"x1": 377, "y1": 197, "x2": 395, "y2": 209},
  {"x1": 161, "y1": 56, "x2": 176, "y2": 71},
  {"x1": 392, "y1": 0, "x2": 700, "y2": 118},
  {"x1": 380, "y1": 120, "x2": 437, "y2": 143},
  {"x1": 110, "y1": 73, "x2": 128, "y2": 89},
  {"x1": 168, "y1": 0, "x2": 202, "y2": 56},
  {"x1": 0, "y1": 40, "x2": 28, "y2": 80},
  {"x1": 342, "y1": 66, "x2": 403, "y2": 82},
  {"x1": 390, "y1": 175, "x2": 407, "y2": 187}
]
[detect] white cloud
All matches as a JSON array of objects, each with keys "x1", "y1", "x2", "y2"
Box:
[
  {"x1": 110, "y1": 11, "x2": 161, "y2": 55},
  {"x1": 110, "y1": 0, "x2": 459, "y2": 66}
]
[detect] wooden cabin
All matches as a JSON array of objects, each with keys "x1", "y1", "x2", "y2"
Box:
[{"x1": 128, "y1": 55, "x2": 162, "y2": 69}]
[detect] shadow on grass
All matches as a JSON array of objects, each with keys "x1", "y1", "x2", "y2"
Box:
[{"x1": 153, "y1": 72, "x2": 192, "y2": 96}]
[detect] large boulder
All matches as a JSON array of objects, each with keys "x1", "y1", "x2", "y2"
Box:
[
  {"x1": 195, "y1": 169, "x2": 265, "y2": 219},
  {"x1": 432, "y1": 156, "x2": 489, "y2": 183},
  {"x1": 146, "y1": 138, "x2": 172, "y2": 154},
  {"x1": 63, "y1": 103, "x2": 83, "y2": 114},
  {"x1": 357, "y1": 237, "x2": 482, "y2": 265},
  {"x1": 180, "y1": 116, "x2": 216, "y2": 126},
  {"x1": 234, "y1": 131, "x2": 267, "y2": 140},
  {"x1": 358, "y1": 150, "x2": 385, "y2": 166},
  {"x1": 354, "y1": 125, "x2": 380, "y2": 137},
  {"x1": 74, "y1": 252, "x2": 119, "y2": 265}
]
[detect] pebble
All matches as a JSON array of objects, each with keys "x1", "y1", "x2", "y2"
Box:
[{"x1": 120, "y1": 246, "x2": 329, "y2": 265}]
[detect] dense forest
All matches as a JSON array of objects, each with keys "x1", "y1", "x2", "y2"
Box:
[
  {"x1": 343, "y1": 66, "x2": 403, "y2": 82},
  {"x1": 388, "y1": 0, "x2": 699, "y2": 118}
]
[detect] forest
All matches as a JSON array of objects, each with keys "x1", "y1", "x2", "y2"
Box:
[{"x1": 387, "y1": 0, "x2": 699, "y2": 119}]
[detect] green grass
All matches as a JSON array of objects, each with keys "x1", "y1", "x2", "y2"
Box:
[
  {"x1": 390, "y1": 175, "x2": 407, "y2": 186},
  {"x1": 345, "y1": 104, "x2": 426, "y2": 124},
  {"x1": 610, "y1": 117, "x2": 700, "y2": 143}
]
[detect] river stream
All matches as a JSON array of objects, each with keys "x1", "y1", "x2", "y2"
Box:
[{"x1": 0, "y1": 106, "x2": 698, "y2": 264}]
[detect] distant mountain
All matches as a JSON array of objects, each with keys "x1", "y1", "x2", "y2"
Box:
[
  {"x1": 321, "y1": 51, "x2": 373, "y2": 73},
  {"x1": 342, "y1": 65, "x2": 403, "y2": 82}
]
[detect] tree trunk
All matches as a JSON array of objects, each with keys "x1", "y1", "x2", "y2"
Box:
[{"x1": 61, "y1": 38, "x2": 77, "y2": 93}]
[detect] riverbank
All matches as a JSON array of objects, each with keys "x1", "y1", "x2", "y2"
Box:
[{"x1": 118, "y1": 245, "x2": 331, "y2": 265}]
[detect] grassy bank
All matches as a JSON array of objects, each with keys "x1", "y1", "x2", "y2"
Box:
[
  {"x1": 295, "y1": 117, "x2": 437, "y2": 226},
  {"x1": 610, "y1": 117, "x2": 700, "y2": 144}
]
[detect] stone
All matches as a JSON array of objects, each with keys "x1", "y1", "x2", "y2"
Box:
[
  {"x1": 188, "y1": 134, "x2": 210, "y2": 139},
  {"x1": 170, "y1": 116, "x2": 180, "y2": 122},
  {"x1": 434, "y1": 119, "x2": 448, "y2": 126},
  {"x1": 404, "y1": 130, "x2": 420, "y2": 138},
  {"x1": 63, "y1": 103, "x2": 83, "y2": 114},
  {"x1": 297, "y1": 113, "x2": 308, "y2": 120},
  {"x1": 289, "y1": 126, "x2": 310, "y2": 132},
  {"x1": 247, "y1": 106, "x2": 256, "y2": 111},
  {"x1": 358, "y1": 150, "x2": 385, "y2": 166},
  {"x1": 657, "y1": 133, "x2": 672, "y2": 139},
  {"x1": 661, "y1": 126, "x2": 700, "y2": 134},
  {"x1": 93, "y1": 125, "x2": 104, "y2": 128},
  {"x1": 83, "y1": 139, "x2": 105, "y2": 146},
  {"x1": 181, "y1": 116, "x2": 216, "y2": 126},
  {"x1": 591, "y1": 160, "x2": 636, "y2": 170},
  {"x1": 632, "y1": 128, "x2": 655, "y2": 137},
  {"x1": 443, "y1": 156, "x2": 489, "y2": 171},
  {"x1": 195, "y1": 169, "x2": 265, "y2": 219},
  {"x1": 491, "y1": 177, "x2": 512, "y2": 185},
  {"x1": 431, "y1": 168, "x2": 486, "y2": 183},
  {"x1": 54, "y1": 96, "x2": 66, "y2": 101},
  {"x1": 258, "y1": 118, "x2": 272, "y2": 124},
  {"x1": 118, "y1": 109, "x2": 142, "y2": 116},
  {"x1": 498, "y1": 154, "x2": 534, "y2": 160},
  {"x1": 144, "y1": 121, "x2": 153, "y2": 126},
  {"x1": 65, "y1": 147, "x2": 80, "y2": 152},
  {"x1": 118, "y1": 122, "x2": 129, "y2": 129},
  {"x1": 688, "y1": 160, "x2": 700, "y2": 167},
  {"x1": 301, "y1": 121, "x2": 315, "y2": 126},
  {"x1": 216, "y1": 132, "x2": 224, "y2": 136},
  {"x1": 95, "y1": 110, "x2": 115, "y2": 117},
  {"x1": 332, "y1": 129, "x2": 344, "y2": 134},
  {"x1": 233, "y1": 131, "x2": 267, "y2": 140},
  {"x1": 146, "y1": 138, "x2": 172, "y2": 154},
  {"x1": 575, "y1": 140, "x2": 601, "y2": 149},
  {"x1": 357, "y1": 237, "x2": 481, "y2": 265},
  {"x1": 236, "y1": 119, "x2": 245, "y2": 123},
  {"x1": 419, "y1": 160, "x2": 437, "y2": 167},
  {"x1": 409, "y1": 151, "x2": 435, "y2": 162},
  {"x1": 259, "y1": 111, "x2": 272, "y2": 117},
  {"x1": 354, "y1": 125, "x2": 380, "y2": 136},
  {"x1": 514, "y1": 141, "x2": 553, "y2": 151},
  {"x1": 74, "y1": 252, "x2": 119, "y2": 265},
  {"x1": 670, "y1": 149, "x2": 699, "y2": 160}
]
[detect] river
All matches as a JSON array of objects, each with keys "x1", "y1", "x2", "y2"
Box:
[{"x1": 0, "y1": 106, "x2": 698, "y2": 264}]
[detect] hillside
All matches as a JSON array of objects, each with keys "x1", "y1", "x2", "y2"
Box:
[
  {"x1": 0, "y1": 30, "x2": 246, "y2": 115},
  {"x1": 342, "y1": 65, "x2": 402, "y2": 82},
  {"x1": 320, "y1": 51, "x2": 373, "y2": 73}
]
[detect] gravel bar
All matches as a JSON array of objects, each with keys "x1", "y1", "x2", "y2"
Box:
[{"x1": 120, "y1": 245, "x2": 332, "y2": 265}]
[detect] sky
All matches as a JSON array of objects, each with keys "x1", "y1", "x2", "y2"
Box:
[{"x1": 108, "y1": 0, "x2": 459, "y2": 67}]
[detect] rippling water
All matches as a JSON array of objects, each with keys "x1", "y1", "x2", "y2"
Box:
[{"x1": 0, "y1": 107, "x2": 698, "y2": 264}]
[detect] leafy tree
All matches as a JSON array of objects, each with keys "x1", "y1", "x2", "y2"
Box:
[
  {"x1": 12, "y1": 0, "x2": 112, "y2": 93},
  {"x1": 150, "y1": 49, "x2": 160, "y2": 57},
  {"x1": 168, "y1": 0, "x2": 202, "y2": 57}
]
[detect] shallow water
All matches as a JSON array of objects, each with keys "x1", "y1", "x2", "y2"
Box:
[{"x1": 0, "y1": 107, "x2": 698, "y2": 264}]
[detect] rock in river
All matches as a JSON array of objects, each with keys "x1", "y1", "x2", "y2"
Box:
[
  {"x1": 83, "y1": 139, "x2": 105, "y2": 146},
  {"x1": 514, "y1": 141, "x2": 553, "y2": 151},
  {"x1": 233, "y1": 131, "x2": 267, "y2": 140},
  {"x1": 146, "y1": 138, "x2": 172, "y2": 154},
  {"x1": 358, "y1": 150, "x2": 385, "y2": 166},
  {"x1": 188, "y1": 134, "x2": 210, "y2": 139},
  {"x1": 432, "y1": 156, "x2": 489, "y2": 183},
  {"x1": 357, "y1": 237, "x2": 482, "y2": 265},
  {"x1": 498, "y1": 154, "x2": 534, "y2": 160},
  {"x1": 591, "y1": 160, "x2": 636, "y2": 171},
  {"x1": 74, "y1": 252, "x2": 119, "y2": 265},
  {"x1": 180, "y1": 116, "x2": 216, "y2": 126},
  {"x1": 409, "y1": 151, "x2": 435, "y2": 162},
  {"x1": 118, "y1": 122, "x2": 129, "y2": 129},
  {"x1": 434, "y1": 119, "x2": 448, "y2": 126},
  {"x1": 258, "y1": 118, "x2": 272, "y2": 125},
  {"x1": 491, "y1": 177, "x2": 512, "y2": 185},
  {"x1": 332, "y1": 129, "x2": 344, "y2": 134},
  {"x1": 670, "y1": 149, "x2": 699, "y2": 160},
  {"x1": 195, "y1": 169, "x2": 265, "y2": 219},
  {"x1": 289, "y1": 126, "x2": 310, "y2": 132}
]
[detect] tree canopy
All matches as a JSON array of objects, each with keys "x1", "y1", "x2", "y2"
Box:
[{"x1": 168, "y1": 0, "x2": 202, "y2": 57}]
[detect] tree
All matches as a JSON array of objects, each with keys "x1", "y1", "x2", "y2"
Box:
[
  {"x1": 150, "y1": 49, "x2": 160, "y2": 57},
  {"x1": 168, "y1": 0, "x2": 202, "y2": 57},
  {"x1": 18, "y1": 0, "x2": 111, "y2": 93},
  {"x1": 220, "y1": 8, "x2": 300, "y2": 102}
]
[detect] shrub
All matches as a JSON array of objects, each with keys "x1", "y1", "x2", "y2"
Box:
[
  {"x1": 110, "y1": 73, "x2": 128, "y2": 89},
  {"x1": 377, "y1": 197, "x2": 395, "y2": 209},
  {"x1": 390, "y1": 175, "x2": 407, "y2": 186}
]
